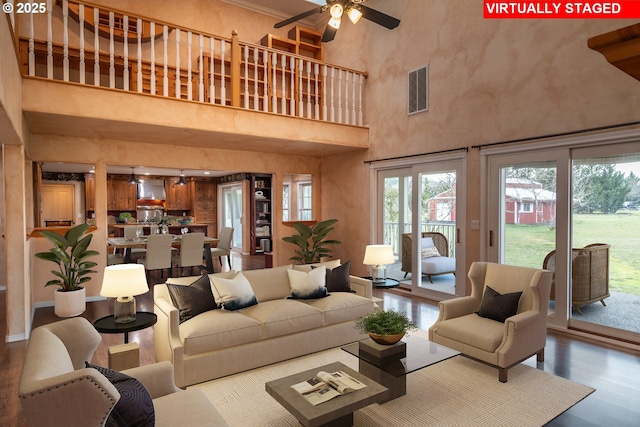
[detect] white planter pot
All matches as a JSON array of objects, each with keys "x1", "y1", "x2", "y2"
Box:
[{"x1": 54, "y1": 287, "x2": 86, "y2": 317}]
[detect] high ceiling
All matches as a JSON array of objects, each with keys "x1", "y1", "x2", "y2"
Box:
[{"x1": 222, "y1": 0, "x2": 328, "y2": 28}]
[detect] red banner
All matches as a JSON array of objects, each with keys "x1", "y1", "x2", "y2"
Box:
[{"x1": 484, "y1": 1, "x2": 640, "y2": 18}]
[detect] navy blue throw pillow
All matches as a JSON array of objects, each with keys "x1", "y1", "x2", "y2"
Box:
[{"x1": 85, "y1": 362, "x2": 155, "y2": 427}]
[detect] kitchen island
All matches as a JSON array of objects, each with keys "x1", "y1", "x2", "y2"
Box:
[{"x1": 112, "y1": 223, "x2": 210, "y2": 237}]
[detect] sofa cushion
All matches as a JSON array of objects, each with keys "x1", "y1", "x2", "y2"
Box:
[
  {"x1": 165, "y1": 270, "x2": 237, "y2": 287},
  {"x1": 240, "y1": 300, "x2": 324, "y2": 338},
  {"x1": 166, "y1": 274, "x2": 217, "y2": 324},
  {"x1": 85, "y1": 362, "x2": 155, "y2": 427},
  {"x1": 292, "y1": 259, "x2": 342, "y2": 273},
  {"x1": 179, "y1": 310, "x2": 262, "y2": 355},
  {"x1": 475, "y1": 285, "x2": 523, "y2": 323},
  {"x1": 303, "y1": 293, "x2": 375, "y2": 325},
  {"x1": 421, "y1": 256, "x2": 456, "y2": 275},
  {"x1": 287, "y1": 265, "x2": 328, "y2": 299},
  {"x1": 210, "y1": 272, "x2": 258, "y2": 311},
  {"x1": 242, "y1": 264, "x2": 292, "y2": 302},
  {"x1": 434, "y1": 314, "x2": 505, "y2": 353}
]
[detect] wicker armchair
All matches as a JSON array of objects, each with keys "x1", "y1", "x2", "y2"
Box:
[
  {"x1": 401, "y1": 232, "x2": 455, "y2": 282},
  {"x1": 542, "y1": 243, "x2": 610, "y2": 315}
]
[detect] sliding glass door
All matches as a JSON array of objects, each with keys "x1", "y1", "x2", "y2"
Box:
[{"x1": 221, "y1": 184, "x2": 242, "y2": 249}]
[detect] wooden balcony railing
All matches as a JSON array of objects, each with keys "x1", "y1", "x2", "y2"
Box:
[{"x1": 8, "y1": 0, "x2": 367, "y2": 125}]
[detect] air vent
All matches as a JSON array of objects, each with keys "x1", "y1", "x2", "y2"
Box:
[{"x1": 408, "y1": 65, "x2": 428, "y2": 115}]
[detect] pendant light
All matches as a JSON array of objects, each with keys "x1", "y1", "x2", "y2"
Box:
[
  {"x1": 177, "y1": 170, "x2": 187, "y2": 186},
  {"x1": 127, "y1": 167, "x2": 138, "y2": 184}
]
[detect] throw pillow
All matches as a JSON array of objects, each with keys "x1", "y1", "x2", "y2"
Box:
[
  {"x1": 475, "y1": 285, "x2": 523, "y2": 323},
  {"x1": 166, "y1": 274, "x2": 217, "y2": 324},
  {"x1": 85, "y1": 362, "x2": 154, "y2": 427},
  {"x1": 210, "y1": 272, "x2": 258, "y2": 310},
  {"x1": 287, "y1": 265, "x2": 329, "y2": 299},
  {"x1": 421, "y1": 247, "x2": 441, "y2": 258},
  {"x1": 324, "y1": 261, "x2": 354, "y2": 293}
]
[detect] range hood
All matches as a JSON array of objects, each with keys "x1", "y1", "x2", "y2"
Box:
[{"x1": 137, "y1": 179, "x2": 166, "y2": 201}]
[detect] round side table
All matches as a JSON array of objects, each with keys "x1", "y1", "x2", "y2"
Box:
[{"x1": 93, "y1": 311, "x2": 157, "y2": 343}]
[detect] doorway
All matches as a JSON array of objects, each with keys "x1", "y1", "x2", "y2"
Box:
[{"x1": 221, "y1": 184, "x2": 243, "y2": 249}]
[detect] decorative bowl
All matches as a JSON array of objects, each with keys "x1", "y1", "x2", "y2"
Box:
[{"x1": 368, "y1": 332, "x2": 405, "y2": 345}]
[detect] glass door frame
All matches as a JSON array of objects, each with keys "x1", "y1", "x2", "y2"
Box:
[{"x1": 219, "y1": 182, "x2": 243, "y2": 250}]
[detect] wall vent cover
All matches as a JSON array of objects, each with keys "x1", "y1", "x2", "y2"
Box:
[{"x1": 408, "y1": 65, "x2": 428, "y2": 115}]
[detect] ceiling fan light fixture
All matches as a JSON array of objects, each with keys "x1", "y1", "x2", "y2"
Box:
[
  {"x1": 347, "y1": 7, "x2": 363, "y2": 24},
  {"x1": 329, "y1": 3, "x2": 344, "y2": 19},
  {"x1": 177, "y1": 170, "x2": 187, "y2": 185},
  {"x1": 328, "y1": 16, "x2": 341, "y2": 29}
]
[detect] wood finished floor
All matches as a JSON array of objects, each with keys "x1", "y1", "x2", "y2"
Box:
[{"x1": 1, "y1": 253, "x2": 639, "y2": 426}]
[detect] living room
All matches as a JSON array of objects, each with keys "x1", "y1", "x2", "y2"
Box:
[{"x1": 1, "y1": 0, "x2": 640, "y2": 425}]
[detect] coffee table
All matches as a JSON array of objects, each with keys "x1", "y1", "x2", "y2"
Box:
[
  {"x1": 342, "y1": 334, "x2": 459, "y2": 402},
  {"x1": 265, "y1": 361, "x2": 387, "y2": 427}
]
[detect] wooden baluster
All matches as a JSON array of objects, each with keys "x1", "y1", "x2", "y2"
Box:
[
  {"x1": 137, "y1": 18, "x2": 142, "y2": 92},
  {"x1": 78, "y1": 5, "x2": 84, "y2": 83},
  {"x1": 253, "y1": 47, "x2": 259, "y2": 110},
  {"x1": 187, "y1": 31, "x2": 192, "y2": 100},
  {"x1": 163, "y1": 26, "x2": 169, "y2": 96},
  {"x1": 199, "y1": 35, "x2": 204, "y2": 102},
  {"x1": 209, "y1": 37, "x2": 215, "y2": 104},
  {"x1": 338, "y1": 69, "x2": 343, "y2": 123},
  {"x1": 244, "y1": 46, "x2": 249, "y2": 109},
  {"x1": 351, "y1": 71, "x2": 357, "y2": 125},
  {"x1": 175, "y1": 29, "x2": 181, "y2": 98},
  {"x1": 28, "y1": 9, "x2": 35, "y2": 76},
  {"x1": 280, "y1": 54, "x2": 286, "y2": 114},
  {"x1": 123, "y1": 15, "x2": 129, "y2": 91},
  {"x1": 330, "y1": 67, "x2": 335, "y2": 122},
  {"x1": 344, "y1": 71, "x2": 349, "y2": 125},
  {"x1": 358, "y1": 73, "x2": 363, "y2": 126},
  {"x1": 306, "y1": 61, "x2": 311, "y2": 118},
  {"x1": 262, "y1": 50, "x2": 268, "y2": 112},
  {"x1": 46, "y1": 0, "x2": 52, "y2": 79},
  {"x1": 314, "y1": 63, "x2": 320, "y2": 120},
  {"x1": 298, "y1": 59, "x2": 303, "y2": 117},
  {"x1": 322, "y1": 65, "x2": 327, "y2": 121},
  {"x1": 220, "y1": 40, "x2": 226, "y2": 105},
  {"x1": 289, "y1": 57, "x2": 295, "y2": 116},
  {"x1": 150, "y1": 22, "x2": 156, "y2": 95},
  {"x1": 271, "y1": 53, "x2": 277, "y2": 113},
  {"x1": 62, "y1": 0, "x2": 69, "y2": 82},
  {"x1": 109, "y1": 12, "x2": 114, "y2": 88},
  {"x1": 93, "y1": 7, "x2": 99, "y2": 85}
]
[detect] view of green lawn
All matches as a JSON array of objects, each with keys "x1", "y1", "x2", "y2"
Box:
[{"x1": 505, "y1": 211, "x2": 640, "y2": 295}]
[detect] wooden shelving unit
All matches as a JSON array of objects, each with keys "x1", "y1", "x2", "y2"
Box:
[{"x1": 250, "y1": 174, "x2": 272, "y2": 254}]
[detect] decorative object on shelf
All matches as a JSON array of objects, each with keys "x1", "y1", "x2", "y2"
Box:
[
  {"x1": 119, "y1": 212, "x2": 133, "y2": 223},
  {"x1": 100, "y1": 264, "x2": 149, "y2": 323},
  {"x1": 354, "y1": 309, "x2": 417, "y2": 345},
  {"x1": 255, "y1": 190, "x2": 266, "y2": 199},
  {"x1": 34, "y1": 223, "x2": 99, "y2": 317},
  {"x1": 282, "y1": 219, "x2": 341, "y2": 264},
  {"x1": 363, "y1": 244, "x2": 395, "y2": 284}
]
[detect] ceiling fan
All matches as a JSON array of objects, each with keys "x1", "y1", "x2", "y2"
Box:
[{"x1": 274, "y1": 0, "x2": 400, "y2": 43}]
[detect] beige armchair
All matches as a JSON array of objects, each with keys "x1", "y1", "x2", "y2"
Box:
[
  {"x1": 543, "y1": 243, "x2": 610, "y2": 315},
  {"x1": 429, "y1": 262, "x2": 552, "y2": 382},
  {"x1": 18, "y1": 317, "x2": 227, "y2": 427}
]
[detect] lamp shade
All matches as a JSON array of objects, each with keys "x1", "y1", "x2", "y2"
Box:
[
  {"x1": 101, "y1": 264, "x2": 149, "y2": 298},
  {"x1": 363, "y1": 245, "x2": 395, "y2": 265}
]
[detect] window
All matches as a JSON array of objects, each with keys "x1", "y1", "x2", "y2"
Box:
[
  {"x1": 408, "y1": 65, "x2": 428, "y2": 115},
  {"x1": 282, "y1": 184, "x2": 290, "y2": 221},
  {"x1": 520, "y1": 202, "x2": 533, "y2": 212},
  {"x1": 298, "y1": 182, "x2": 312, "y2": 220}
]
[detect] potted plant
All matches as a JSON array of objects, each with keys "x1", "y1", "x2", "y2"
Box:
[
  {"x1": 119, "y1": 212, "x2": 133, "y2": 223},
  {"x1": 34, "y1": 223, "x2": 99, "y2": 317},
  {"x1": 282, "y1": 219, "x2": 341, "y2": 264},
  {"x1": 354, "y1": 309, "x2": 417, "y2": 345}
]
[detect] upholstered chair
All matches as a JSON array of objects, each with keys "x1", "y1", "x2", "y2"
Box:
[
  {"x1": 171, "y1": 232, "x2": 205, "y2": 276},
  {"x1": 137, "y1": 233, "x2": 173, "y2": 279},
  {"x1": 429, "y1": 262, "x2": 552, "y2": 382},
  {"x1": 211, "y1": 227, "x2": 234, "y2": 269}
]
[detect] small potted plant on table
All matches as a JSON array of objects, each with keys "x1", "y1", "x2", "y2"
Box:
[{"x1": 354, "y1": 309, "x2": 417, "y2": 345}]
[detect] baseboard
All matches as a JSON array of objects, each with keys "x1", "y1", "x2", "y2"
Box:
[
  {"x1": 5, "y1": 332, "x2": 27, "y2": 342},
  {"x1": 34, "y1": 295, "x2": 107, "y2": 309}
]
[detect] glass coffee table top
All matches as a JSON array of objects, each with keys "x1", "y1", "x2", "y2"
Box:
[{"x1": 341, "y1": 334, "x2": 460, "y2": 377}]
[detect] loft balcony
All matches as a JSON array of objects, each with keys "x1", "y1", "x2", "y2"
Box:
[{"x1": 8, "y1": 0, "x2": 369, "y2": 156}]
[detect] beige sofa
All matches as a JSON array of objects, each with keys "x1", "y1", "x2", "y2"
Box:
[
  {"x1": 19, "y1": 317, "x2": 227, "y2": 427},
  {"x1": 154, "y1": 263, "x2": 377, "y2": 387}
]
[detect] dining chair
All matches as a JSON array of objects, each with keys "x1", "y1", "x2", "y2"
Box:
[
  {"x1": 172, "y1": 232, "x2": 205, "y2": 276},
  {"x1": 137, "y1": 234, "x2": 173, "y2": 280},
  {"x1": 211, "y1": 227, "x2": 234, "y2": 269},
  {"x1": 124, "y1": 225, "x2": 146, "y2": 260}
]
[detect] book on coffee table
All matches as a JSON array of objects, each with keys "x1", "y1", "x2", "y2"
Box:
[{"x1": 291, "y1": 370, "x2": 367, "y2": 406}]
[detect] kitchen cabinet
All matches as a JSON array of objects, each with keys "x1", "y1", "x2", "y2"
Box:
[
  {"x1": 250, "y1": 174, "x2": 272, "y2": 254},
  {"x1": 191, "y1": 180, "x2": 217, "y2": 237},
  {"x1": 165, "y1": 178, "x2": 191, "y2": 210},
  {"x1": 107, "y1": 176, "x2": 136, "y2": 211},
  {"x1": 84, "y1": 173, "x2": 95, "y2": 213}
]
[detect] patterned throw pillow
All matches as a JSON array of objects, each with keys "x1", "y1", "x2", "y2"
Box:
[
  {"x1": 210, "y1": 272, "x2": 258, "y2": 310},
  {"x1": 287, "y1": 265, "x2": 329, "y2": 299},
  {"x1": 421, "y1": 247, "x2": 441, "y2": 258},
  {"x1": 166, "y1": 274, "x2": 217, "y2": 324},
  {"x1": 85, "y1": 362, "x2": 154, "y2": 427}
]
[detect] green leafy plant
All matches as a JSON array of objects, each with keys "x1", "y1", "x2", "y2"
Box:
[
  {"x1": 34, "y1": 223, "x2": 99, "y2": 291},
  {"x1": 282, "y1": 219, "x2": 341, "y2": 264},
  {"x1": 119, "y1": 212, "x2": 133, "y2": 222},
  {"x1": 354, "y1": 309, "x2": 417, "y2": 336}
]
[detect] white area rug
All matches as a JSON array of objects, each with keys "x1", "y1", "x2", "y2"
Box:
[{"x1": 191, "y1": 333, "x2": 594, "y2": 426}]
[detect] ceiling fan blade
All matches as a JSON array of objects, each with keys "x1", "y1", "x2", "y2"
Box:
[
  {"x1": 321, "y1": 23, "x2": 338, "y2": 43},
  {"x1": 359, "y1": 4, "x2": 401, "y2": 30},
  {"x1": 274, "y1": 5, "x2": 327, "y2": 29}
]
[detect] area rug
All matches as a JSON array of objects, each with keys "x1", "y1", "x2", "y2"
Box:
[{"x1": 190, "y1": 333, "x2": 594, "y2": 426}]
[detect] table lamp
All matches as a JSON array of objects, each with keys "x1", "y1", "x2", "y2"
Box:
[
  {"x1": 101, "y1": 264, "x2": 149, "y2": 323},
  {"x1": 363, "y1": 245, "x2": 395, "y2": 284}
]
